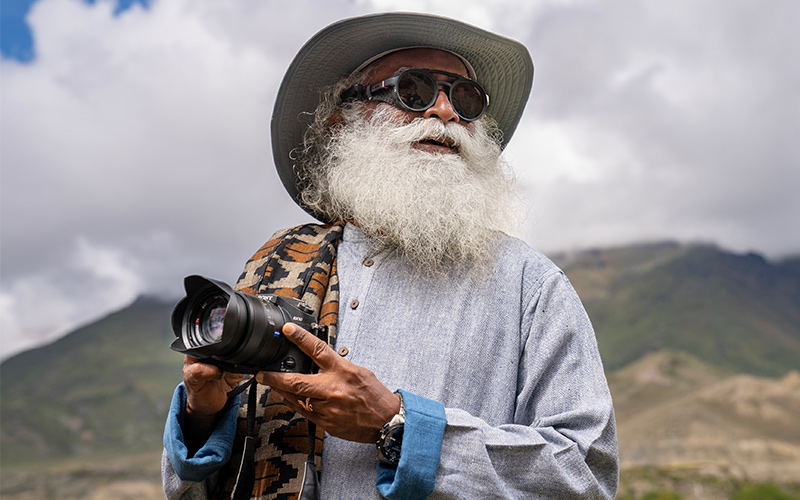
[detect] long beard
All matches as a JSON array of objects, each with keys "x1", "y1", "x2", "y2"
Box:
[{"x1": 302, "y1": 104, "x2": 519, "y2": 274}]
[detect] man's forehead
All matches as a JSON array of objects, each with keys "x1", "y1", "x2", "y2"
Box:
[{"x1": 361, "y1": 48, "x2": 471, "y2": 81}]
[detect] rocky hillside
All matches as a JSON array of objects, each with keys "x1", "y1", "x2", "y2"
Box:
[{"x1": 608, "y1": 350, "x2": 800, "y2": 484}]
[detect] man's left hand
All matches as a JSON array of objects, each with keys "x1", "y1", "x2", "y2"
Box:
[{"x1": 256, "y1": 323, "x2": 401, "y2": 443}]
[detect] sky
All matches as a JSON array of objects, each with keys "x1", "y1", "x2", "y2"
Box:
[{"x1": 1, "y1": 0, "x2": 799, "y2": 360}]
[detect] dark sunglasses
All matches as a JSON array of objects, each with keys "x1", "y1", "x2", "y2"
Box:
[{"x1": 342, "y1": 68, "x2": 489, "y2": 121}]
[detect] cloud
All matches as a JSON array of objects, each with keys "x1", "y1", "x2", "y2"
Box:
[
  {"x1": 1, "y1": 0, "x2": 799, "y2": 359},
  {"x1": 506, "y1": 0, "x2": 800, "y2": 255},
  {"x1": 0, "y1": 237, "x2": 142, "y2": 357},
  {"x1": 0, "y1": 0, "x2": 327, "y2": 358}
]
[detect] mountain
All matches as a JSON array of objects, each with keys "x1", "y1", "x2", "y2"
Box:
[
  {"x1": 2, "y1": 242, "x2": 800, "y2": 499},
  {"x1": 0, "y1": 296, "x2": 183, "y2": 465},
  {"x1": 608, "y1": 350, "x2": 800, "y2": 485},
  {"x1": 780, "y1": 255, "x2": 800, "y2": 273},
  {"x1": 555, "y1": 242, "x2": 800, "y2": 377}
]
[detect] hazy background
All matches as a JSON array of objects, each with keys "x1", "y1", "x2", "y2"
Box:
[{"x1": 2, "y1": 0, "x2": 799, "y2": 360}]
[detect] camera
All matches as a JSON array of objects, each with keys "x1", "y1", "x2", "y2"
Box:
[{"x1": 170, "y1": 275, "x2": 326, "y2": 374}]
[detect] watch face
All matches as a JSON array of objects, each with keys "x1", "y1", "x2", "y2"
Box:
[{"x1": 379, "y1": 424, "x2": 404, "y2": 465}]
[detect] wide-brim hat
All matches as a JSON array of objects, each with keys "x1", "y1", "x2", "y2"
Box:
[{"x1": 271, "y1": 12, "x2": 534, "y2": 220}]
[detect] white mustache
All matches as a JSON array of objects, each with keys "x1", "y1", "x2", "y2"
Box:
[
  {"x1": 386, "y1": 118, "x2": 464, "y2": 148},
  {"x1": 367, "y1": 108, "x2": 494, "y2": 159}
]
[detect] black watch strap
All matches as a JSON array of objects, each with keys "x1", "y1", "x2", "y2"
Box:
[{"x1": 377, "y1": 392, "x2": 405, "y2": 465}]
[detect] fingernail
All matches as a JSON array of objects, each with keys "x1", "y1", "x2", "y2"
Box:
[{"x1": 283, "y1": 323, "x2": 296, "y2": 334}]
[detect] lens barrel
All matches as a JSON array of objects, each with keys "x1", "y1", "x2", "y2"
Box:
[{"x1": 170, "y1": 275, "x2": 315, "y2": 373}]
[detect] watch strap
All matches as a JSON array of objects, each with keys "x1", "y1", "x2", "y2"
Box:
[{"x1": 377, "y1": 391, "x2": 405, "y2": 465}]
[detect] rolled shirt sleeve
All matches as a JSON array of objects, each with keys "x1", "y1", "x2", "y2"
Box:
[
  {"x1": 163, "y1": 382, "x2": 240, "y2": 482},
  {"x1": 376, "y1": 390, "x2": 447, "y2": 499}
]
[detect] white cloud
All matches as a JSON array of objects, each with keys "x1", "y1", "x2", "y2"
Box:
[
  {"x1": 0, "y1": 237, "x2": 144, "y2": 358},
  {"x1": 1, "y1": 0, "x2": 799, "y2": 360},
  {"x1": 0, "y1": 0, "x2": 319, "y2": 359},
  {"x1": 509, "y1": 0, "x2": 800, "y2": 256}
]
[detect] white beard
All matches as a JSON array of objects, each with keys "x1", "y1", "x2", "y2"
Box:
[{"x1": 302, "y1": 104, "x2": 519, "y2": 274}]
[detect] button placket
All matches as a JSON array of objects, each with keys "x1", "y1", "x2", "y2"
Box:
[{"x1": 340, "y1": 250, "x2": 381, "y2": 361}]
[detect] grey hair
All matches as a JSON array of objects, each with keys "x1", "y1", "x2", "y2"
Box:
[{"x1": 294, "y1": 73, "x2": 367, "y2": 219}]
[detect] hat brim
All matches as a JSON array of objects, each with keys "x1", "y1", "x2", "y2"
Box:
[{"x1": 271, "y1": 12, "x2": 534, "y2": 221}]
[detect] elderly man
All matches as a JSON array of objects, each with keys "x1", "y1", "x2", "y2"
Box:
[{"x1": 163, "y1": 12, "x2": 618, "y2": 500}]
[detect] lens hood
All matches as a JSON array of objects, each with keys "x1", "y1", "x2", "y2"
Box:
[{"x1": 170, "y1": 275, "x2": 318, "y2": 373}]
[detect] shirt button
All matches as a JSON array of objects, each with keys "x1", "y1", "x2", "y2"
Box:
[
  {"x1": 338, "y1": 347, "x2": 349, "y2": 357},
  {"x1": 363, "y1": 258, "x2": 374, "y2": 267},
  {"x1": 350, "y1": 300, "x2": 359, "y2": 309}
]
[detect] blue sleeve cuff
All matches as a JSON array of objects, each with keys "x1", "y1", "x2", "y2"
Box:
[
  {"x1": 163, "y1": 382, "x2": 240, "y2": 482},
  {"x1": 376, "y1": 389, "x2": 446, "y2": 499}
]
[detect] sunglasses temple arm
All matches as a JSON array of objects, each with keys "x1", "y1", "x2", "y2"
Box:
[
  {"x1": 340, "y1": 81, "x2": 387, "y2": 103},
  {"x1": 340, "y1": 84, "x2": 367, "y2": 103}
]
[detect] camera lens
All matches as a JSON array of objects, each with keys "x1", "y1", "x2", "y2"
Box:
[
  {"x1": 184, "y1": 291, "x2": 230, "y2": 348},
  {"x1": 171, "y1": 275, "x2": 316, "y2": 373},
  {"x1": 197, "y1": 299, "x2": 227, "y2": 344}
]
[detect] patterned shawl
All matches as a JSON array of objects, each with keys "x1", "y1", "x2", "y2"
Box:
[{"x1": 217, "y1": 222, "x2": 344, "y2": 500}]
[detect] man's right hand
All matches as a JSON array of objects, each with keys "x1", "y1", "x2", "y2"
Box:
[{"x1": 182, "y1": 355, "x2": 244, "y2": 452}]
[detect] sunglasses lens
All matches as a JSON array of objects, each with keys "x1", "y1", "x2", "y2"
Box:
[
  {"x1": 450, "y1": 81, "x2": 485, "y2": 120},
  {"x1": 397, "y1": 71, "x2": 437, "y2": 110},
  {"x1": 393, "y1": 70, "x2": 486, "y2": 120}
]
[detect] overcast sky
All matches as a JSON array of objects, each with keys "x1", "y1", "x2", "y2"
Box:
[{"x1": 2, "y1": 0, "x2": 798, "y2": 360}]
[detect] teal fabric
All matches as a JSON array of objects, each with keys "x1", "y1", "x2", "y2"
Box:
[
  {"x1": 376, "y1": 390, "x2": 446, "y2": 499},
  {"x1": 163, "y1": 383, "x2": 240, "y2": 482}
]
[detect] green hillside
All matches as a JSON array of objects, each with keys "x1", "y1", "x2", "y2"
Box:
[
  {"x1": 2, "y1": 242, "x2": 799, "y2": 470},
  {"x1": 780, "y1": 255, "x2": 800, "y2": 273},
  {"x1": 0, "y1": 296, "x2": 183, "y2": 465},
  {"x1": 558, "y1": 243, "x2": 800, "y2": 376}
]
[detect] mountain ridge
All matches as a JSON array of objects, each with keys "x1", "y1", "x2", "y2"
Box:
[
  {"x1": 1, "y1": 295, "x2": 182, "y2": 462},
  {"x1": 2, "y1": 241, "x2": 799, "y2": 497},
  {"x1": 555, "y1": 241, "x2": 800, "y2": 376}
]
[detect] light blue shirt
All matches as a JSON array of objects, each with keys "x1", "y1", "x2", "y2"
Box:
[{"x1": 163, "y1": 223, "x2": 618, "y2": 499}]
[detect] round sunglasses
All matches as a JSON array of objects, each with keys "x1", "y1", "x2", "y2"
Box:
[{"x1": 342, "y1": 68, "x2": 489, "y2": 121}]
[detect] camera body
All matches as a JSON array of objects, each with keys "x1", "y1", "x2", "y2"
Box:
[{"x1": 170, "y1": 275, "x2": 326, "y2": 374}]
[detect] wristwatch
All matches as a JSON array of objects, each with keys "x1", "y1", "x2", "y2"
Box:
[{"x1": 377, "y1": 392, "x2": 405, "y2": 466}]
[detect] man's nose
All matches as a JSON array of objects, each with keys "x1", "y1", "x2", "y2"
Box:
[{"x1": 422, "y1": 88, "x2": 459, "y2": 123}]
